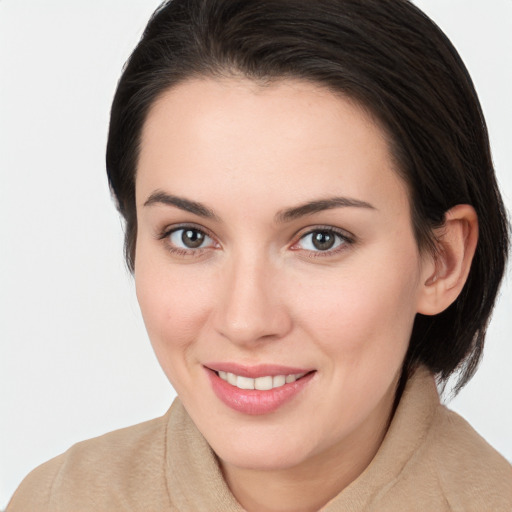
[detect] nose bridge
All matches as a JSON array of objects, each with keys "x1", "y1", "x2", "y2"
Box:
[{"x1": 214, "y1": 247, "x2": 291, "y2": 345}]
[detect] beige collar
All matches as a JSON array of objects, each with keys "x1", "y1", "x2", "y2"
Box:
[{"x1": 165, "y1": 367, "x2": 439, "y2": 511}]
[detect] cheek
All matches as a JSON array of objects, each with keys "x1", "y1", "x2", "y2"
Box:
[
  {"x1": 134, "y1": 249, "x2": 214, "y2": 375},
  {"x1": 296, "y1": 248, "x2": 421, "y2": 359}
]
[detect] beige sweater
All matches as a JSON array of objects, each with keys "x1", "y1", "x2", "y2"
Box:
[{"x1": 7, "y1": 368, "x2": 512, "y2": 511}]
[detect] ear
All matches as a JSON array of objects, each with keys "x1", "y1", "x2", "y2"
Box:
[{"x1": 417, "y1": 204, "x2": 478, "y2": 316}]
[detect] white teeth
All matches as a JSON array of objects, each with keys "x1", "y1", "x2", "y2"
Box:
[
  {"x1": 217, "y1": 371, "x2": 307, "y2": 390},
  {"x1": 236, "y1": 376, "x2": 255, "y2": 390},
  {"x1": 286, "y1": 373, "x2": 306, "y2": 383},
  {"x1": 255, "y1": 376, "x2": 273, "y2": 391},
  {"x1": 273, "y1": 375, "x2": 286, "y2": 387}
]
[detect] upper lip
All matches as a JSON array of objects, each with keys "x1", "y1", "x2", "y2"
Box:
[{"x1": 204, "y1": 362, "x2": 314, "y2": 378}]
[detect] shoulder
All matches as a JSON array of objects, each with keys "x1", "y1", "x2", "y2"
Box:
[
  {"x1": 426, "y1": 403, "x2": 512, "y2": 510},
  {"x1": 7, "y1": 410, "x2": 173, "y2": 512},
  {"x1": 364, "y1": 368, "x2": 512, "y2": 511}
]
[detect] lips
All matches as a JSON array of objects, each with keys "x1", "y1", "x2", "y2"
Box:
[{"x1": 205, "y1": 363, "x2": 316, "y2": 415}]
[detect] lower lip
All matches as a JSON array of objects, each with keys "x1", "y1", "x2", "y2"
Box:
[{"x1": 206, "y1": 369, "x2": 315, "y2": 415}]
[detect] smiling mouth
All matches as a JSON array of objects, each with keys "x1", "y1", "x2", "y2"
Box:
[
  {"x1": 206, "y1": 366, "x2": 316, "y2": 414},
  {"x1": 215, "y1": 370, "x2": 309, "y2": 390}
]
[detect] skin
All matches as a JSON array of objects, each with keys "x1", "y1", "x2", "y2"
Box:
[{"x1": 134, "y1": 77, "x2": 477, "y2": 512}]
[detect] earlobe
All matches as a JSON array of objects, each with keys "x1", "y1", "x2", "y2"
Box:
[{"x1": 417, "y1": 204, "x2": 478, "y2": 316}]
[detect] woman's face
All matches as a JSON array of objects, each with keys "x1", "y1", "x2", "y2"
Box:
[{"x1": 135, "y1": 78, "x2": 432, "y2": 471}]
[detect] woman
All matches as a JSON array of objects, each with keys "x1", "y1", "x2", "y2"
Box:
[{"x1": 7, "y1": 0, "x2": 511, "y2": 510}]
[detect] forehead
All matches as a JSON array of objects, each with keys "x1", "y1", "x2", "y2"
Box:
[{"x1": 136, "y1": 77, "x2": 408, "y2": 216}]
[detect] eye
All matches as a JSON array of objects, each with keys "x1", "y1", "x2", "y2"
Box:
[
  {"x1": 162, "y1": 226, "x2": 217, "y2": 254},
  {"x1": 292, "y1": 228, "x2": 352, "y2": 254},
  {"x1": 170, "y1": 228, "x2": 209, "y2": 248}
]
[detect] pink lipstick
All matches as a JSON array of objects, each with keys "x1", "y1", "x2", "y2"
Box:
[{"x1": 205, "y1": 363, "x2": 315, "y2": 415}]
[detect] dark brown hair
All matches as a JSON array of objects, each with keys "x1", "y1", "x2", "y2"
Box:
[{"x1": 106, "y1": 0, "x2": 509, "y2": 391}]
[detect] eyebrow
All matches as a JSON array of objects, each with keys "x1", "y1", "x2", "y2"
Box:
[
  {"x1": 275, "y1": 197, "x2": 376, "y2": 223},
  {"x1": 143, "y1": 190, "x2": 219, "y2": 220},
  {"x1": 143, "y1": 190, "x2": 375, "y2": 223}
]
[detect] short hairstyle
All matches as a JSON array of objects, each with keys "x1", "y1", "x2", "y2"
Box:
[{"x1": 106, "y1": 0, "x2": 509, "y2": 392}]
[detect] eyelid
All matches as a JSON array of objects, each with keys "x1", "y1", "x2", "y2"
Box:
[
  {"x1": 157, "y1": 223, "x2": 354, "y2": 257},
  {"x1": 158, "y1": 223, "x2": 220, "y2": 254},
  {"x1": 289, "y1": 225, "x2": 355, "y2": 255},
  {"x1": 158, "y1": 222, "x2": 216, "y2": 240}
]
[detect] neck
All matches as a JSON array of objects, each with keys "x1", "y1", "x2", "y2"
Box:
[{"x1": 220, "y1": 379, "x2": 398, "y2": 512}]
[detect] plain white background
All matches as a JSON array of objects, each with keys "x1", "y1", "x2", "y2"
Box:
[{"x1": 1, "y1": 0, "x2": 511, "y2": 507}]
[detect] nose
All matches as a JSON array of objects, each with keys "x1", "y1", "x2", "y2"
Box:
[{"x1": 213, "y1": 254, "x2": 293, "y2": 346}]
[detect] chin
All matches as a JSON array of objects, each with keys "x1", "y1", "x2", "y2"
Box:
[{"x1": 212, "y1": 429, "x2": 317, "y2": 472}]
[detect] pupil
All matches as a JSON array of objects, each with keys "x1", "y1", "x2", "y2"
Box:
[
  {"x1": 182, "y1": 229, "x2": 205, "y2": 248},
  {"x1": 312, "y1": 231, "x2": 335, "y2": 251}
]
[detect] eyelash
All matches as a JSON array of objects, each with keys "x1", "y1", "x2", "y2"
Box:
[
  {"x1": 158, "y1": 224, "x2": 354, "y2": 258},
  {"x1": 158, "y1": 224, "x2": 218, "y2": 257},
  {"x1": 291, "y1": 226, "x2": 354, "y2": 258}
]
